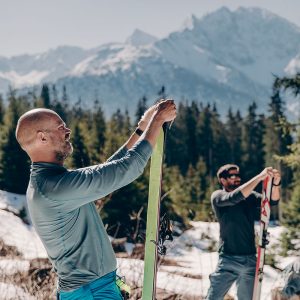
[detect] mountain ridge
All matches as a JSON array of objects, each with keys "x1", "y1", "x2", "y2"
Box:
[{"x1": 1, "y1": 6, "x2": 300, "y2": 116}]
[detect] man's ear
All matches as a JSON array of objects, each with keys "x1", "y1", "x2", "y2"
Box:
[
  {"x1": 220, "y1": 178, "x2": 226, "y2": 186},
  {"x1": 37, "y1": 131, "x2": 47, "y2": 143}
]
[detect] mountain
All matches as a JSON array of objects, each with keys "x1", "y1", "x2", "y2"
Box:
[
  {"x1": 1, "y1": 7, "x2": 300, "y2": 116},
  {"x1": 0, "y1": 46, "x2": 95, "y2": 91},
  {"x1": 285, "y1": 52, "x2": 300, "y2": 76},
  {"x1": 125, "y1": 29, "x2": 158, "y2": 47}
]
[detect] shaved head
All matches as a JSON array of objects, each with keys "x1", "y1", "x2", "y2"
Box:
[{"x1": 16, "y1": 108, "x2": 60, "y2": 150}]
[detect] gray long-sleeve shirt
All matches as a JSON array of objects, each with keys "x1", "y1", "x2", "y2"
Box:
[
  {"x1": 211, "y1": 188, "x2": 278, "y2": 255},
  {"x1": 26, "y1": 140, "x2": 152, "y2": 291}
]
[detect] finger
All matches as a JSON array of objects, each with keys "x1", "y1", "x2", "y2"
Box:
[{"x1": 165, "y1": 98, "x2": 174, "y2": 103}]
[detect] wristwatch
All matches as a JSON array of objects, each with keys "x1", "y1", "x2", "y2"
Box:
[{"x1": 135, "y1": 128, "x2": 144, "y2": 136}]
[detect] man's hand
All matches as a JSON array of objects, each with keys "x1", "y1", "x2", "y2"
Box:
[
  {"x1": 141, "y1": 99, "x2": 176, "y2": 148},
  {"x1": 137, "y1": 99, "x2": 176, "y2": 131},
  {"x1": 258, "y1": 167, "x2": 281, "y2": 184},
  {"x1": 272, "y1": 169, "x2": 281, "y2": 185},
  {"x1": 138, "y1": 105, "x2": 157, "y2": 131},
  {"x1": 152, "y1": 99, "x2": 177, "y2": 125},
  {"x1": 258, "y1": 167, "x2": 274, "y2": 181}
]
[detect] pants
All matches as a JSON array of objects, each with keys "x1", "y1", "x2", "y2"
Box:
[
  {"x1": 58, "y1": 271, "x2": 123, "y2": 300},
  {"x1": 206, "y1": 254, "x2": 256, "y2": 300}
]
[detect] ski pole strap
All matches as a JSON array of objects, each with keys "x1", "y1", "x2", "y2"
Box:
[{"x1": 116, "y1": 275, "x2": 131, "y2": 299}]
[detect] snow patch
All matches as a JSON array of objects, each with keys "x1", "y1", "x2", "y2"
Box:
[
  {"x1": 0, "y1": 210, "x2": 47, "y2": 260},
  {"x1": 0, "y1": 70, "x2": 48, "y2": 87},
  {"x1": 284, "y1": 54, "x2": 300, "y2": 75},
  {"x1": 0, "y1": 259, "x2": 30, "y2": 275},
  {"x1": 0, "y1": 283, "x2": 35, "y2": 300},
  {"x1": 0, "y1": 190, "x2": 27, "y2": 215}
]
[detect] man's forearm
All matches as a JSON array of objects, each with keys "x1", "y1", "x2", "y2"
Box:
[
  {"x1": 122, "y1": 100, "x2": 175, "y2": 150},
  {"x1": 271, "y1": 186, "x2": 280, "y2": 201},
  {"x1": 123, "y1": 131, "x2": 141, "y2": 150},
  {"x1": 143, "y1": 115, "x2": 164, "y2": 148},
  {"x1": 239, "y1": 175, "x2": 262, "y2": 198}
]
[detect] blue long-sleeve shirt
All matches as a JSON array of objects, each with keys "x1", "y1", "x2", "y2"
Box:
[{"x1": 26, "y1": 140, "x2": 152, "y2": 291}]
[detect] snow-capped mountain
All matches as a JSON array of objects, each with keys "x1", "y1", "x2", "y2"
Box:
[
  {"x1": 0, "y1": 46, "x2": 95, "y2": 91},
  {"x1": 1, "y1": 7, "x2": 300, "y2": 116},
  {"x1": 285, "y1": 52, "x2": 300, "y2": 76},
  {"x1": 125, "y1": 29, "x2": 158, "y2": 47}
]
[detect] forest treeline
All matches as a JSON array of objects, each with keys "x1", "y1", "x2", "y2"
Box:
[{"x1": 0, "y1": 74, "x2": 299, "y2": 252}]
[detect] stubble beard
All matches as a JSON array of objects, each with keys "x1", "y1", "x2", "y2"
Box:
[{"x1": 55, "y1": 141, "x2": 73, "y2": 162}]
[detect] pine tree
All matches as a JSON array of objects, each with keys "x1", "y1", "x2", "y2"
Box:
[
  {"x1": 264, "y1": 91, "x2": 292, "y2": 167},
  {"x1": 226, "y1": 108, "x2": 243, "y2": 166},
  {"x1": 51, "y1": 84, "x2": 68, "y2": 122},
  {"x1": 89, "y1": 100, "x2": 106, "y2": 164},
  {"x1": 69, "y1": 123, "x2": 90, "y2": 168},
  {"x1": 271, "y1": 73, "x2": 300, "y2": 250},
  {"x1": 135, "y1": 96, "x2": 148, "y2": 125},
  {"x1": 210, "y1": 104, "x2": 230, "y2": 175},
  {"x1": 0, "y1": 91, "x2": 30, "y2": 194},
  {"x1": 165, "y1": 102, "x2": 190, "y2": 173},
  {"x1": 0, "y1": 94, "x2": 5, "y2": 125},
  {"x1": 242, "y1": 102, "x2": 265, "y2": 180},
  {"x1": 37, "y1": 84, "x2": 51, "y2": 108},
  {"x1": 104, "y1": 109, "x2": 127, "y2": 157},
  {"x1": 197, "y1": 104, "x2": 229, "y2": 179},
  {"x1": 157, "y1": 86, "x2": 167, "y2": 100}
]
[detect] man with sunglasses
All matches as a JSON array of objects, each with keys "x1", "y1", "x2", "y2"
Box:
[{"x1": 206, "y1": 164, "x2": 281, "y2": 300}]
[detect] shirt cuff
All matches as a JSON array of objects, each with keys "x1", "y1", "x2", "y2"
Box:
[{"x1": 270, "y1": 199, "x2": 279, "y2": 206}]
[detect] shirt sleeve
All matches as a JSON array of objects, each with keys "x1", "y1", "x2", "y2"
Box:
[
  {"x1": 106, "y1": 146, "x2": 128, "y2": 162},
  {"x1": 251, "y1": 191, "x2": 262, "y2": 207},
  {"x1": 44, "y1": 140, "x2": 152, "y2": 211},
  {"x1": 211, "y1": 189, "x2": 245, "y2": 207}
]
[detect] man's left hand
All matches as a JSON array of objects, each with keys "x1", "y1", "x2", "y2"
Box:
[
  {"x1": 272, "y1": 168, "x2": 281, "y2": 186},
  {"x1": 137, "y1": 104, "x2": 157, "y2": 131}
]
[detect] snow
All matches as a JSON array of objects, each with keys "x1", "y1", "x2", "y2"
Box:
[
  {"x1": 0, "y1": 70, "x2": 49, "y2": 88},
  {"x1": 0, "y1": 190, "x2": 27, "y2": 215},
  {"x1": 0, "y1": 210, "x2": 47, "y2": 260},
  {"x1": 116, "y1": 221, "x2": 296, "y2": 299},
  {"x1": 285, "y1": 53, "x2": 300, "y2": 75},
  {"x1": 0, "y1": 259, "x2": 30, "y2": 275},
  {"x1": 0, "y1": 7, "x2": 299, "y2": 119},
  {"x1": 0, "y1": 190, "x2": 298, "y2": 299},
  {"x1": 0, "y1": 283, "x2": 35, "y2": 300}
]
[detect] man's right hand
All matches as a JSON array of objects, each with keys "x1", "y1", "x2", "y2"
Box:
[
  {"x1": 153, "y1": 99, "x2": 177, "y2": 125},
  {"x1": 142, "y1": 99, "x2": 177, "y2": 148},
  {"x1": 258, "y1": 167, "x2": 276, "y2": 181}
]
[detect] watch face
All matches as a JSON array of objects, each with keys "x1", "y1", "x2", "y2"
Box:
[{"x1": 135, "y1": 128, "x2": 143, "y2": 136}]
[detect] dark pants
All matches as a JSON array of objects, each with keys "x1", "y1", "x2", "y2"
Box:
[
  {"x1": 58, "y1": 271, "x2": 123, "y2": 300},
  {"x1": 206, "y1": 254, "x2": 256, "y2": 300}
]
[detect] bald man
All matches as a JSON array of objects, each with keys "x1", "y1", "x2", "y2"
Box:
[{"x1": 16, "y1": 100, "x2": 176, "y2": 300}]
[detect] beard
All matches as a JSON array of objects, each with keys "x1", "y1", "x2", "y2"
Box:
[
  {"x1": 55, "y1": 141, "x2": 73, "y2": 162},
  {"x1": 227, "y1": 180, "x2": 241, "y2": 190}
]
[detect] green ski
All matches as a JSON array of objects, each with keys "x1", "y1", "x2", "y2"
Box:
[{"x1": 142, "y1": 127, "x2": 165, "y2": 300}]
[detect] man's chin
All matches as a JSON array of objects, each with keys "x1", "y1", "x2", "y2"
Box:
[
  {"x1": 228, "y1": 183, "x2": 241, "y2": 189},
  {"x1": 67, "y1": 145, "x2": 73, "y2": 157}
]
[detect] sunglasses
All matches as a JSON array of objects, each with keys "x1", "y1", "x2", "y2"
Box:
[{"x1": 226, "y1": 173, "x2": 241, "y2": 179}]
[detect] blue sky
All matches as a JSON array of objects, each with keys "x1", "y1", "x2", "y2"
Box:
[{"x1": 1, "y1": 0, "x2": 300, "y2": 57}]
